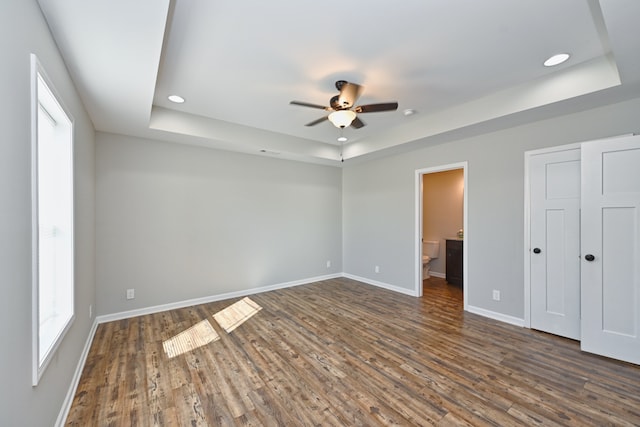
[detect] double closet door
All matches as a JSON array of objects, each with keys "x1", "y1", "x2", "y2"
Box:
[{"x1": 528, "y1": 134, "x2": 640, "y2": 365}]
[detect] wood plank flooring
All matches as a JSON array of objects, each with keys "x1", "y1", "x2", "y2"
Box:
[{"x1": 66, "y1": 277, "x2": 640, "y2": 426}]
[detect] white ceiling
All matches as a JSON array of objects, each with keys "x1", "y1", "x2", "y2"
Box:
[{"x1": 37, "y1": 0, "x2": 640, "y2": 165}]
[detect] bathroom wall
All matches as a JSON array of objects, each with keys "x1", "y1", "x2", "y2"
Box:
[{"x1": 422, "y1": 169, "x2": 464, "y2": 276}]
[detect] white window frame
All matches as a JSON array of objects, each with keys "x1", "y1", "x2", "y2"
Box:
[{"x1": 31, "y1": 54, "x2": 75, "y2": 386}]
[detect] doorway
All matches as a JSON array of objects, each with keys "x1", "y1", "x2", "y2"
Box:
[{"x1": 415, "y1": 162, "x2": 468, "y2": 311}]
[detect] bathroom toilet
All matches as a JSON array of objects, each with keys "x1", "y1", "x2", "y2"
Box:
[{"x1": 422, "y1": 240, "x2": 440, "y2": 279}]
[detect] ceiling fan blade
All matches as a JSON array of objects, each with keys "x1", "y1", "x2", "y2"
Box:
[
  {"x1": 351, "y1": 116, "x2": 365, "y2": 129},
  {"x1": 305, "y1": 116, "x2": 329, "y2": 126},
  {"x1": 338, "y1": 82, "x2": 363, "y2": 108},
  {"x1": 290, "y1": 101, "x2": 331, "y2": 110},
  {"x1": 354, "y1": 102, "x2": 398, "y2": 113}
]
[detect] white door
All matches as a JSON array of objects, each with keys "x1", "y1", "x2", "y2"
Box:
[
  {"x1": 581, "y1": 135, "x2": 640, "y2": 365},
  {"x1": 530, "y1": 148, "x2": 581, "y2": 340}
]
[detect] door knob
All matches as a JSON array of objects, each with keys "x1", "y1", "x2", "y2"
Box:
[
  {"x1": 585, "y1": 254, "x2": 595, "y2": 261},
  {"x1": 533, "y1": 248, "x2": 541, "y2": 254}
]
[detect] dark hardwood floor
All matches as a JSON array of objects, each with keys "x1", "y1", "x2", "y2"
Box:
[{"x1": 66, "y1": 277, "x2": 640, "y2": 426}]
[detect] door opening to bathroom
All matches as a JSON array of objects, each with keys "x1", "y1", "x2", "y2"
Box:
[{"x1": 415, "y1": 163, "x2": 468, "y2": 310}]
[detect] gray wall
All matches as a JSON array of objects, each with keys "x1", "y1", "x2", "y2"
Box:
[
  {"x1": 96, "y1": 133, "x2": 342, "y2": 315},
  {"x1": 0, "y1": 0, "x2": 96, "y2": 425},
  {"x1": 343, "y1": 96, "x2": 640, "y2": 319}
]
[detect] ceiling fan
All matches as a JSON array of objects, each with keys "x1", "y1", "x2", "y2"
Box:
[{"x1": 290, "y1": 80, "x2": 398, "y2": 129}]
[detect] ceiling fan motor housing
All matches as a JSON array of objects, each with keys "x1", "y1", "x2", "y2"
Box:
[{"x1": 330, "y1": 95, "x2": 345, "y2": 110}]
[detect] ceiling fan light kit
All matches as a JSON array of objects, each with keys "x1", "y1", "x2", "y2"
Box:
[{"x1": 328, "y1": 110, "x2": 356, "y2": 128}]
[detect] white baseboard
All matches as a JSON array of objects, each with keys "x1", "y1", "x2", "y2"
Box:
[
  {"x1": 342, "y1": 273, "x2": 418, "y2": 297},
  {"x1": 56, "y1": 318, "x2": 99, "y2": 427},
  {"x1": 466, "y1": 305, "x2": 524, "y2": 327},
  {"x1": 96, "y1": 273, "x2": 342, "y2": 324},
  {"x1": 428, "y1": 271, "x2": 446, "y2": 279}
]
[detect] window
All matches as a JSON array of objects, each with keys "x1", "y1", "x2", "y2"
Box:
[{"x1": 31, "y1": 55, "x2": 75, "y2": 385}]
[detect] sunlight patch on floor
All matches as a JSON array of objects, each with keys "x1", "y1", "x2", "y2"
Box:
[
  {"x1": 162, "y1": 297, "x2": 263, "y2": 358},
  {"x1": 162, "y1": 319, "x2": 220, "y2": 358},
  {"x1": 213, "y1": 297, "x2": 262, "y2": 333}
]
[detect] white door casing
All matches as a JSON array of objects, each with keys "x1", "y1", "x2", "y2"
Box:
[
  {"x1": 529, "y1": 148, "x2": 581, "y2": 340},
  {"x1": 580, "y1": 134, "x2": 640, "y2": 365}
]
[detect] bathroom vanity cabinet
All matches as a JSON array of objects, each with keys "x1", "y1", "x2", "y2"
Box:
[{"x1": 445, "y1": 239, "x2": 463, "y2": 287}]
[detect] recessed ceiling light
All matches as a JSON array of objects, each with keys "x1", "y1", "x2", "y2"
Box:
[
  {"x1": 403, "y1": 109, "x2": 416, "y2": 116},
  {"x1": 544, "y1": 53, "x2": 570, "y2": 67},
  {"x1": 337, "y1": 136, "x2": 348, "y2": 142},
  {"x1": 168, "y1": 95, "x2": 185, "y2": 103}
]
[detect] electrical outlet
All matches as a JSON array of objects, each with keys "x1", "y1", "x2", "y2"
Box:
[
  {"x1": 326, "y1": 260, "x2": 331, "y2": 268},
  {"x1": 126, "y1": 288, "x2": 135, "y2": 300},
  {"x1": 492, "y1": 290, "x2": 501, "y2": 301},
  {"x1": 375, "y1": 265, "x2": 380, "y2": 273}
]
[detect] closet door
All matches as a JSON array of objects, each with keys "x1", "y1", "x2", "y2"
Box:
[
  {"x1": 581, "y1": 135, "x2": 640, "y2": 365},
  {"x1": 529, "y1": 148, "x2": 581, "y2": 340}
]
